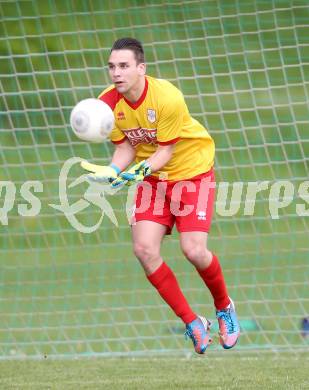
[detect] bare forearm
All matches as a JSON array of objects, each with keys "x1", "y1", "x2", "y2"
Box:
[
  {"x1": 146, "y1": 144, "x2": 175, "y2": 172},
  {"x1": 111, "y1": 140, "x2": 136, "y2": 171}
]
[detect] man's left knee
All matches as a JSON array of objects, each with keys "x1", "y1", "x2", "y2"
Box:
[{"x1": 181, "y1": 242, "x2": 208, "y2": 263}]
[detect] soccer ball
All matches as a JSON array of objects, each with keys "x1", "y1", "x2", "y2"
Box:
[{"x1": 70, "y1": 98, "x2": 115, "y2": 143}]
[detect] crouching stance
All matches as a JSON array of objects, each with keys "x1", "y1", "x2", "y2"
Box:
[{"x1": 82, "y1": 37, "x2": 240, "y2": 353}]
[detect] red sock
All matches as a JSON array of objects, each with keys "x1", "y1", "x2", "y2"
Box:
[
  {"x1": 147, "y1": 262, "x2": 197, "y2": 324},
  {"x1": 197, "y1": 254, "x2": 230, "y2": 310}
]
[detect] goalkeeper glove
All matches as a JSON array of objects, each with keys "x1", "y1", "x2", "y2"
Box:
[
  {"x1": 81, "y1": 160, "x2": 120, "y2": 183},
  {"x1": 111, "y1": 160, "x2": 151, "y2": 188}
]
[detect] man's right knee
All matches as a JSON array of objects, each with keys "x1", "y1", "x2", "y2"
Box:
[{"x1": 133, "y1": 241, "x2": 160, "y2": 263}]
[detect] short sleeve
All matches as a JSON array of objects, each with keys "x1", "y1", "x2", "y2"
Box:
[
  {"x1": 156, "y1": 96, "x2": 185, "y2": 145},
  {"x1": 109, "y1": 126, "x2": 126, "y2": 144},
  {"x1": 98, "y1": 86, "x2": 126, "y2": 144}
]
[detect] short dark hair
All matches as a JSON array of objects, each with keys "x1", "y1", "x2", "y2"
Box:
[{"x1": 111, "y1": 38, "x2": 145, "y2": 64}]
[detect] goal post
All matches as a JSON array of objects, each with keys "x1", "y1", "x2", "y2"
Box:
[{"x1": 0, "y1": 0, "x2": 308, "y2": 358}]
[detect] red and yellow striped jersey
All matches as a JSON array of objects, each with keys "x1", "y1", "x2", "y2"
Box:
[{"x1": 99, "y1": 75, "x2": 215, "y2": 181}]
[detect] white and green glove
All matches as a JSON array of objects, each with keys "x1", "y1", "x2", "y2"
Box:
[
  {"x1": 80, "y1": 160, "x2": 120, "y2": 183},
  {"x1": 111, "y1": 160, "x2": 152, "y2": 188}
]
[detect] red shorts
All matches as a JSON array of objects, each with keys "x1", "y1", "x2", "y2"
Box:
[{"x1": 131, "y1": 169, "x2": 215, "y2": 234}]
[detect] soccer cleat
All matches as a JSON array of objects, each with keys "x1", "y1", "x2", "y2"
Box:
[
  {"x1": 185, "y1": 316, "x2": 212, "y2": 354},
  {"x1": 216, "y1": 298, "x2": 240, "y2": 349}
]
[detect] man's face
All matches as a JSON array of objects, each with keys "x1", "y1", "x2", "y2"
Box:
[{"x1": 108, "y1": 49, "x2": 145, "y2": 95}]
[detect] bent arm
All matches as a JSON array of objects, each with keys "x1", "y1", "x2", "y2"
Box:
[
  {"x1": 111, "y1": 139, "x2": 136, "y2": 171},
  {"x1": 111, "y1": 143, "x2": 176, "y2": 188},
  {"x1": 146, "y1": 144, "x2": 175, "y2": 173}
]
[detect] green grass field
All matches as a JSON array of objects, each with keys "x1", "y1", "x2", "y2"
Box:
[
  {"x1": 0, "y1": 354, "x2": 308, "y2": 389},
  {"x1": 0, "y1": 0, "x2": 308, "y2": 365}
]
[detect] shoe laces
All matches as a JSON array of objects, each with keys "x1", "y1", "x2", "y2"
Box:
[{"x1": 217, "y1": 309, "x2": 235, "y2": 334}]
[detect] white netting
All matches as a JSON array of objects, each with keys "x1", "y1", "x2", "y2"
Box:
[{"x1": 0, "y1": 0, "x2": 308, "y2": 358}]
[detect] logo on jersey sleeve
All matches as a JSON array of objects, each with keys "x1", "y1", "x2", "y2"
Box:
[{"x1": 147, "y1": 109, "x2": 156, "y2": 123}]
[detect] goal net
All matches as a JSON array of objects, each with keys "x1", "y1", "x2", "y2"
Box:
[{"x1": 0, "y1": 0, "x2": 308, "y2": 358}]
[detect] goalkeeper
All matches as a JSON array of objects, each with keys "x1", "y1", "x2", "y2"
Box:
[{"x1": 81, "y1": 37, "x2": 240, "y2": 353}]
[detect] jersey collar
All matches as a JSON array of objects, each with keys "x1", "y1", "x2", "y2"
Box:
[{"x1": 123, "y1": 77, "x2": 148, "y2": 110}]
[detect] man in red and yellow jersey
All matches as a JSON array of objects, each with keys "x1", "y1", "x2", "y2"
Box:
[
  {"x1": 100, "y1": 75, "x2": 214, "y2": 181},
  {"x1": 81, "y1": 38, "x2": 240, "y2": 353}
]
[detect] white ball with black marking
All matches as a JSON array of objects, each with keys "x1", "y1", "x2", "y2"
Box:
[{"x1": 70, "y1": 98, "x2": 114, "y2": 143}]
